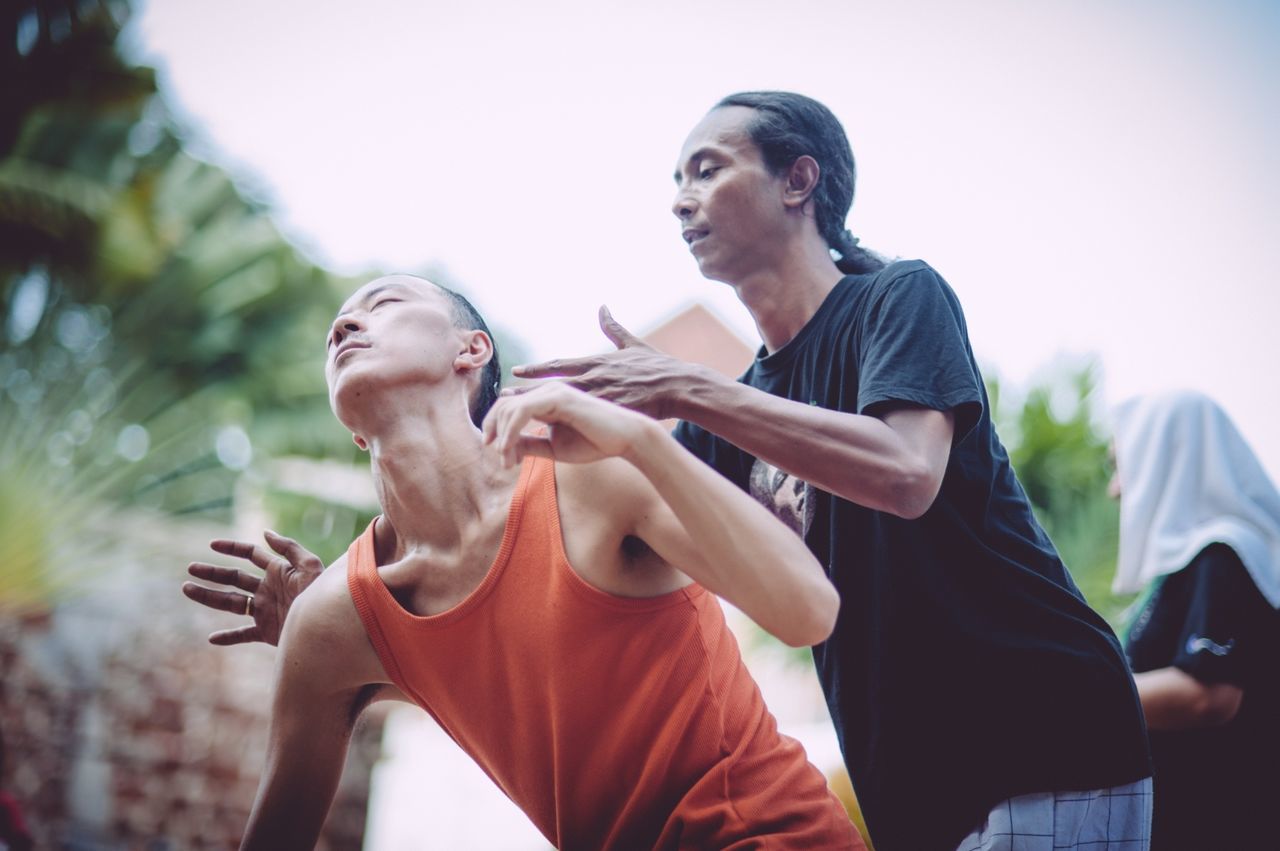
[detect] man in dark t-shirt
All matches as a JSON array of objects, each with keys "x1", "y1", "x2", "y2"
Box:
[
  {"x1": 670, "y1": 260, "x2": 1151, "y2": 849},
  {"x1": 514, "y1": 95, "x2": 1152, "y2": 849}
]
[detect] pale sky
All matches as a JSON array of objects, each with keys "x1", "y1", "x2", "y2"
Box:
[{"x1": 129, "y1": 0, "x2": 1280, "y2": 468}]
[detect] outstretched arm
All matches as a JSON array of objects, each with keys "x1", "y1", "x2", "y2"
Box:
[
  {"x1": 243, "y1": 661, "x2": 355, "y2": 851},
  {"x1": 483, "y1": 383, "x2": 838, "y2": 646},
  {"x1": 240, "y1": 559, "x2": 390, "y2": 849},
  {"x1": 512, "y1": 307, "x2": 953, "y2": 519}
]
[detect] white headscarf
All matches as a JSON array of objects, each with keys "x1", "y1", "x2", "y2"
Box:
[{"x1": 1111, "y1": 390, "x2": 1280, "y2": 607}]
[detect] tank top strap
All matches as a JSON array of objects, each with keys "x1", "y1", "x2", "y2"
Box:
[{"x1": 345, "y1": 517, "x2": 378, "y2": 616}]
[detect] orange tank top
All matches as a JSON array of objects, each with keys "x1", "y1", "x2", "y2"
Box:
[{"x1": 346, "y1": 455, "x2": 860, "y2": 850}]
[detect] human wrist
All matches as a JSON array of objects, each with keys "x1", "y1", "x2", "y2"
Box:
[
  {"x1": 669, "y1": 364, "x2": 731, "y2": 422},
  {"x1": 620, "y1": 415, "x2": 668, "y2": 471}
]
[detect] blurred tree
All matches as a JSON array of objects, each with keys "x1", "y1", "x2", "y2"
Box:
[
  {"x1": 0, "y1": 0, "x2": 524, "y2": 607},
  {"x1": 988, "y1": 361, "x2": 1133, "y2": 626},
  {"x1": 1, "y1": 0, "x2": 155, "y2": 268}
]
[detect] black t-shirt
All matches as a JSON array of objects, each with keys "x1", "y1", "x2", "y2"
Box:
[
  {"x1": 1126, "y1": 543, "x2": 1280, "y2": 851},
  {"x1": 674, "y1": 260, "x2": 1150, "y2": 851}
]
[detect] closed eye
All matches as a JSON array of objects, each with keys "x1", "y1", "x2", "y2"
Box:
[{"x1": 372, "y1": 298, "x2": 401, "y2": 309}]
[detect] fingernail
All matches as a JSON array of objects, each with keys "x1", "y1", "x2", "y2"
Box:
[{"x1": 512, "y1": 365, "x2": 527, "y2": 375}]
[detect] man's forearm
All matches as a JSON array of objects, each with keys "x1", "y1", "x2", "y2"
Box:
[
  {"x1": 623, "y1": 419, "x2": 838, "y2": 647},
  {"x1": 1134, "y1": 667, "x2": 1243, "y2": 730},
  {"x1": 243, "y1": 588, "x2": 366, "y2": 851},
  {"x1": 242, "y1": 691, "x2": 353, "y2": 851},
  {"x1": 673, "y1": 371, "x2": 944, "y2": 518},
  {"x1": 242, "y1": 747, "x2": 346, "y2": 851}
]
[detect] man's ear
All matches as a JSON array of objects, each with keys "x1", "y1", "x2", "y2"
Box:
[
  {"x1": 352, "y1": 434, "x2": 369, "y2": 451},
  {"x1": 783, "y1": 155, "x2": 821, "y2": 210},
  {"x1": 453, "y1": 329, "x2": 494, "y2": 375}
]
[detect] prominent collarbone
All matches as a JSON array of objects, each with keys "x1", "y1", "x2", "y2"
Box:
[{"x1": 379, "y1": 539, "x2": 501, "y2": 617}]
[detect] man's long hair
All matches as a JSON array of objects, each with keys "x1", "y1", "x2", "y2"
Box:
[{"x1": 715, "y1": 91, "x2": 885, "y2": 275}]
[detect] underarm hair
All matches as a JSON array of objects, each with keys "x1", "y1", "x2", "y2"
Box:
[
  {"x1": 621, "y1": 534, "x2": 653, "y2": 562},
  {"x1": 348, "y1": 683, "x2": 386, "y2": 728}
]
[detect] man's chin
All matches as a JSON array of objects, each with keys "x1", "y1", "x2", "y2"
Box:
[
  {"x1": 330, "y1": 368, "x2": 381, "y2": 418},
  {"x1": 696, "y1": 262, "x2": 737, "y2": 286},
  {"x1": 692, "y1": 256, "x2": 724, "y2": 283}
]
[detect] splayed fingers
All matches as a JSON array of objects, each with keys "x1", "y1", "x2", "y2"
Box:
[{"x1": 182, "y1": 530, "x2": 324, "y2": 647}]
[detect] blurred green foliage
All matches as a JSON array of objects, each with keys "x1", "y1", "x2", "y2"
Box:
[
  {"x1": 989, "y1": 361, "x2": 1134, "y2": 628},
  {"x1": 0, "y1": 0, "x2": 523, "y2": 607}
]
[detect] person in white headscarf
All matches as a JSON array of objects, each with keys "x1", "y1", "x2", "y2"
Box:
[{"x1": 1110, "y1": 389, "x2": 1280, "y2": 851}]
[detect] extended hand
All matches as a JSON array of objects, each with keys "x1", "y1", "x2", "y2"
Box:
[
  {"x1": 482, "y1": 382, "x2": 653, "y2": 468},
  {"x1": 510, "y1": 306, "x2": 702, "y2": 420},
  {"x1": 182, "y1": 530, "x2": 323, "y2": 646}
]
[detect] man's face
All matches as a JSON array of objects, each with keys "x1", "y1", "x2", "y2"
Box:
[
  {"x1": 324, "y1": 275, "x2": 463, "y2": 426},
  {"x1": 671, "y1": 106, "x2": 788, "y2": 284}
]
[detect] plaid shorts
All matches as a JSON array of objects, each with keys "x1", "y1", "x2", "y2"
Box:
[{"x1": 954, "y1": 777, "x2": 1152, "y2": 851}]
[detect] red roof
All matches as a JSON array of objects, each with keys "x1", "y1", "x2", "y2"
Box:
[{"x1": 641, "y1": 303, "x2": 754, "y2": 379}]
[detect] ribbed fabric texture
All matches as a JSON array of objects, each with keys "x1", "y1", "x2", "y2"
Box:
[{"x1": 346, "y1": 455, "x2": 860, "y2": 850}]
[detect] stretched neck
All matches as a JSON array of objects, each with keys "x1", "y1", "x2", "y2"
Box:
[
  {"x1": 731, "y1": 235, "x2": 844, "y2": 353},
  {"x1": 361, "y1": 400, "x2": 515, "y2": 557}
]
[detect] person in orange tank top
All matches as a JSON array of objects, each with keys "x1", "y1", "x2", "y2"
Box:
[{"x1": 192, "y1": 274, "x2": 862, "y2": 850}]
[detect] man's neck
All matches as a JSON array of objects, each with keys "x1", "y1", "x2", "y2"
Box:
[
  {"x1": 363, "y1": 405, "x2": 516, "y2": 560},
  {"x1": 730, "y1": 240, "x2": 845, "y2": 353}
]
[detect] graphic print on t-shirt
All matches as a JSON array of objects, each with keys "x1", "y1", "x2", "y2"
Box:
[
  {"x1": 749, "y1": 458, "x2": 815, "y2": 537},
  {"x1": 1186, "y1": 634, "x2": 1235, "y2": 656}
]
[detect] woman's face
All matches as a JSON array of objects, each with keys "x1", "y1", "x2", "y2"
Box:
[{"x1": 671, "y1": 106, "x2": 791, "y2": 284}]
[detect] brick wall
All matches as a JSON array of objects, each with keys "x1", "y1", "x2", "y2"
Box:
[{"x1": 0, "y1": 508, "x2": 382, "y2": 850}]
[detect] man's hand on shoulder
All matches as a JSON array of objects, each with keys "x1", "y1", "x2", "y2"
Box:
[
  {"x1": 183, "y1": 530, "x2": 324, "y2": 646},
  {"x1": 482, "y1": 381, "x2": 663, "y2": 468}
]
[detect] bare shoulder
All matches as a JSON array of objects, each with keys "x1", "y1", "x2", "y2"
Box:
[{"x1": 280, "y1": 552, "x2": 392, "y2": 694}]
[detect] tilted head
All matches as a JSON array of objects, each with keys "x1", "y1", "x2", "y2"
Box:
[
  {"x1": 673, "y1": 91, "x2": 882, "y2": 280},
  {"x1": 325, "y1": 275, "x2": 500, "y2": 443}
]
